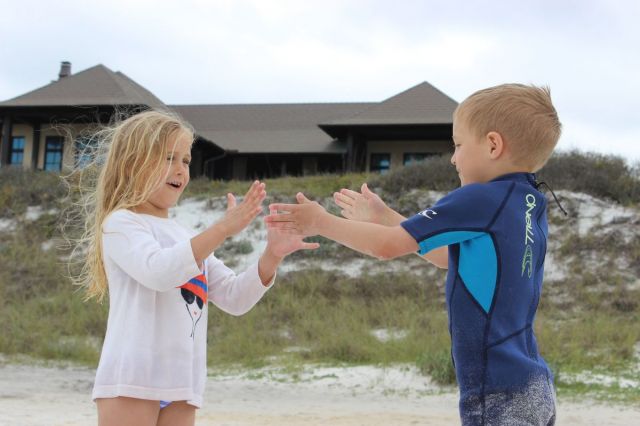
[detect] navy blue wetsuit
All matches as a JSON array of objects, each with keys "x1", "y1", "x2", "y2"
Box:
[{"x1": 401, "y1": 173, "x2": 556, "y2": 426}]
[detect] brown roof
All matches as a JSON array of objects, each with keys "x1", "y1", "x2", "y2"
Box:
[
  {"x1": 0, "y1": 64, "x2": 166, "y2": 109},
  {"x1": 1, "y1": 64, "x2": 456, "y2": 154},
  {"x1": 171, "y1": 103, "x2": 372, "y2": 153},
  {"x1": 320, "y1": 81, "x2": 457, "y2": 127}
]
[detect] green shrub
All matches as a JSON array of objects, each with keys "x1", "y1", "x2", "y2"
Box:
[
  {"x1": 0, "y1": 168, "x2": 67, "y2": 217},
  {"x1": 219, "y1": 238, "x2": 254, "y2": 255},
  {"x1": 538, "y1": 151, "x2": 640, "y2": 205},
  {"x1": 364, "y1": 150, "x2": 640, "y2": 206},
  {"x1": 184, "y1": 172, "x2": 372, "y2": 200},
  {"x1": 416, "y1": 349, "x2": 457, "y2": 385},
  {"x1": 370, "y1": 155, "x2": 458, "y2": 194}
]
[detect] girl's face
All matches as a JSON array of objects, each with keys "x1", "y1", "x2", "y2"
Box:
[{"x1": 136, "y1": 131, "x2": 192, "y2": 217}]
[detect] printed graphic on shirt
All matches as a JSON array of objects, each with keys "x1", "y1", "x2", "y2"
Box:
[{"x1": 179, "y1": 271, "x2": 208, "y2": 338}]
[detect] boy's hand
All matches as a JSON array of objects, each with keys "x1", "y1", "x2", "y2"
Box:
[
  {"x1": 218, "y1": 180, "x2": 266, "y2": 237},
  {"x1": 265, "y1": 208, "x2": 320, "y2": 258},
  {"x1": 265, "y1": 192, "x2": 326, "y2": 237},
  {"x1": 333, "y1": 183, "x2": 389, "y2": 225}
]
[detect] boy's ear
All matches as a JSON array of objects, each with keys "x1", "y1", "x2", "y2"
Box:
[{"x1": 486, "y1": 131, "x2": 505, "y2": 160}]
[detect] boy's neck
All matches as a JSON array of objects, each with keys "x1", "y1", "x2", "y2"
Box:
[{"x1": 482, "y1": 163, "x2": 532, "y2": 183}]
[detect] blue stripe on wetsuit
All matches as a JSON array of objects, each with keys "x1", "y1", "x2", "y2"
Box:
[{"x1": 419, "y1": 231, "x2": 497, "y2": 313}]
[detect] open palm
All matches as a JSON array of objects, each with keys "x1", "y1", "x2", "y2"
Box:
[
  {"x1": 265, "y1": 208, "x2": 320, "y2": 258},
  {"x1": 333, "y1": 183, "x2": 388, "y2": 225}
]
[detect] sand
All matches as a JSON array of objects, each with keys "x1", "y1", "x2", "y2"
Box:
[{"x1": 1, "y1": 363, "x2": 638, "y2": 426}]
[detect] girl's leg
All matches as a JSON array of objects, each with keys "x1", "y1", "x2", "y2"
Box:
[
  {"x1": 157, "y1": 401, "x2": 196, "y2": 426},
  {"x1": 96, "y1": 397, "x2": 159, "y2": 426}
]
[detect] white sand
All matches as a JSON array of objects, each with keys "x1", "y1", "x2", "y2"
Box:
[{"x1": 1, "y1": 363, "x2": 638, "y2": 426}]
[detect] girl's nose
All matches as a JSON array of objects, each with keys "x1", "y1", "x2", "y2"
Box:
[{"x1": 176, "y1": 162, "x2": 187, "y2": 174}]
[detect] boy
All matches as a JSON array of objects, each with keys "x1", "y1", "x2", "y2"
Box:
[{"x1": 265, "y1": 84, "x2": 561, "y2": 425}]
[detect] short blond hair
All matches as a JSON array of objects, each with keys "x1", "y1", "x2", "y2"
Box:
[
  {"x1": 67, "y1": 110, "x2": 194, "y2": 302},
  {"x1": 454, "y1": 83, "x2": 561, "y2": 171}
]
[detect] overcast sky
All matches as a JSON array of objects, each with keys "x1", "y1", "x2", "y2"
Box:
[{"x1": 1, "y1": 0, "x2": 638, "y2": 164}]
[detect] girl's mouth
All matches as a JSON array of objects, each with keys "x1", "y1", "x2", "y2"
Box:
[{"x1": 167, "y1": 181, "x2": 183, "y2": 189}]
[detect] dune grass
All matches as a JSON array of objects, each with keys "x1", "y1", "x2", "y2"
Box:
[{"x1": 0, "y1": 150, "x2": 639, "y2": 404}]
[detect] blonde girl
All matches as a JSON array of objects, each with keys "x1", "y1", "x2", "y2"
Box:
[{"x1": 71, "y1": 110, "x2": 317, "y2": 426}]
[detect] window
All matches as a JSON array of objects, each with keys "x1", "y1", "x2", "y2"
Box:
[
  {"x1": 75, "y1": 136, "x2": 98, "y2": 168},
  {"x1": 9, "y1": 137, "x2": 25, "y2": 166},
  {"x1": 370, "y1": 153, "x2": 391, "y2": 174},
  {"x1": 44, "y1": 136, "x2": 64, "y2": 171},
  {"x1": 403, "y1": 152, "x2": 433, "y2": 166}
]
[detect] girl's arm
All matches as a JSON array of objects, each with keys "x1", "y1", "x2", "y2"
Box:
[
  {"x1": 191, "y1": 181, "x2": 266, "y2": 268},
  {"x1": 206, "y1": 257, "x2": 269, "y2": 316},
  {"x1": 333, "y1": 184, "x2": 448, "y2": 268},
  {"x1": 206, "y1": 210, "x2": 319, "y2": 315},
  {"x1": 103, "y1": 212, "x2": 205, "y2": 291},
  {"x1": 258, "y1": 212, "x2": 319, "y2": 283},
  {"x1": 102, "y1": 181, "x2": 266, "y2": 293},
  {"x1": 266, "y1": 193, "x2": 418, "y2": 260}
]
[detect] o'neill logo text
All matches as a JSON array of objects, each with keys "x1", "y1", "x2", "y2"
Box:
[
  {"x1": 521, "y1": 194, "x2": 536, "y2": 278},
  {"x1": 418, "y1": 209, "x2": 437, "y2": 219}
]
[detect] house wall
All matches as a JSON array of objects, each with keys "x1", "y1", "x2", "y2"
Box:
[
  {"x1": 8, "y1": 123, "x2": 96, "y2": 170},
  {"x1": 218, "y1": 154, "x2": 343, "y2": 180},
  {"x1": 41, "y1": 123, "x2": 94, "y2": 170},
  {"x1": 366, "y1": 139, "x2": 452, "y2": 171}
]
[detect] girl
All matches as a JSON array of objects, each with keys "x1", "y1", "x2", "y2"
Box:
[{"x1": 71, "y1": 110, "x2": 318, "y2": 426}]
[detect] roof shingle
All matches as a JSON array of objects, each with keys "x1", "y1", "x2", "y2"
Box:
[
  {"x1": 321, "y1": 81, "x2": 457, "y2": 126},
  {"x1": 171, "y1": 103, "x2": 372, "y2": 153},
  {"x1": 0, "y1": 65, "x2": 166, "y2": 109}
]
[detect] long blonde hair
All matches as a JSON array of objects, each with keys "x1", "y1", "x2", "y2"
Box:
[{"x1": 67, "y1": 110, "x2": 194, "y2": 302}]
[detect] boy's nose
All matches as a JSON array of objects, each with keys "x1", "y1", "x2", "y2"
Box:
[{"x1": 450, "y1": 153, "x2": 456, "y2": 166}]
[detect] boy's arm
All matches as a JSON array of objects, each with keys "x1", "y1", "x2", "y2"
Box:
[
  {"x1": 368, "y1": 200, "x2": 448, "y2": 268},
  {"x1": 266, "y1": 193, "x2": 418, "y2": 260},
  {"x1": 258, "y1": 212, "x2": 320, "y2": 284},
  {"x1": 334, "y1": 184, "x2": 448, "y2": 268}
]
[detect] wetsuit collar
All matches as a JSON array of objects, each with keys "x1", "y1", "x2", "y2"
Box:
[
  {"x1": 491, "y1": 172, "x2": 568, "y2": 216},
  {"x1": 489, "y1": 172, "x2": 537, "y2": 187}
]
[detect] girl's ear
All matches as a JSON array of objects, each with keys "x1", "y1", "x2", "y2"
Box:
[{"x1": 486, "y1": 131, "x2": 505, "y2": 160}]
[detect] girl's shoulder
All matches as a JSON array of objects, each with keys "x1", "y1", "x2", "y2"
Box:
[
  {"x1": 102, "y1": 209, "x2": 146, "y2": 232},
  {"x1": 105, "y1": 208, "x2": 143, "y2": 223},
  {"x1": 103, "y1": 209, "x2": 193, "y2": 236}
]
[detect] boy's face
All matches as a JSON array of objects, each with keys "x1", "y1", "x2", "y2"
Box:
[
  {"x1": 451, "y1": 117, "x2": 492, "y2": 186},
  {"x1": 138, "y1": 131, "x2": 192, "y2": 217}
]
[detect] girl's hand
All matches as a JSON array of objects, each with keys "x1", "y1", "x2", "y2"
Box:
[
  {"x1": 333, "y1": 183, "x2": 389, "y2": 225},
  {"x1": 265, "y1": 208, "x2": 320, "y2": 258},
  {"x1": 218, "y1": 180, "x2": 266, "y2": 237},
  {"x1": 264, "y1": 192, "x2": 327, "y2": 237}
]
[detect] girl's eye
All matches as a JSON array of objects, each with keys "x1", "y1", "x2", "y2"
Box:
[{"x1": 184, "y1": 159, "x2": 191, "y2": 165}]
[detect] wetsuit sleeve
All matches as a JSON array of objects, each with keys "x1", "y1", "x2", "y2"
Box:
[{"x1": 400, "y1": 184, "x2": 495, "y2": 255}]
